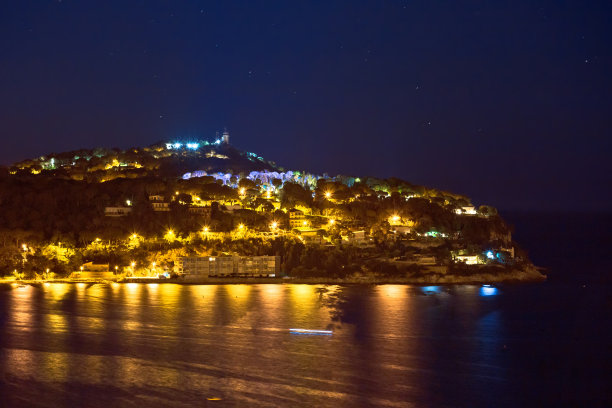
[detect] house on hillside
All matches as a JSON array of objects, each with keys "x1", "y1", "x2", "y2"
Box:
[
  {"x1": 343, "y1": 230, "x2": 367, "y2": 244},
  {"x1": 104, "y1": 206, "x2": 132, "y2": 217},
  {"x1": 297, "y1": 228, "x2": 324, "y2": 245},
  {"x1": 288, "y1": 208, "x2": 305, "y2": 228},
  {"x1": 188, "y1": 206, "x2": 211, "y2": 217},
  {"x1": 70, "y1": 262, "x2": 116, "y2": 279},
  {"x1": 149, "y1": 195, "x2": 170, "y2": 211}
]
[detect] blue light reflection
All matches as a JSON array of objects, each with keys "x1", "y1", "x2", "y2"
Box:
[
  {"x1": 421, "y1": 286, "x2": 441, "y2": 295},
  {"x1": 480, "y1": 286, "x2": 498, "y2": 296}
]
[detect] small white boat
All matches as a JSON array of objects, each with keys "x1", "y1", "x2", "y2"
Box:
[{"x1": 289, "y1": 328, "x2": 332, "y2": 335}]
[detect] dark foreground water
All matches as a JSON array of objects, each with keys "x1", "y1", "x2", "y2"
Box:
[{"x1": 0, "y1": 213, "x2": 610, "y2": 407}]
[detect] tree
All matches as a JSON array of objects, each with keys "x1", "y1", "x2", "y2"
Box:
[
  {"x1": 280, "y1": 182, "x2": 312, "y2": 208},
  {"x1": 271, "y1": 178, "x2": 283, "y2": 190},
  {"x1": 238, "y1": 178, "x2": 256, "y2": 189}
]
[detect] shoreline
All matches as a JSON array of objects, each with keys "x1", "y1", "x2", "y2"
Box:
[{"x1": 1, "y1": 266, "x2": 546, "y2": 286}]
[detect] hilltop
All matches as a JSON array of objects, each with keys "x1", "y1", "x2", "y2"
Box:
[
  {"x1": 0, "y1": 133, "x2": 543, "y2": 283},
  {"x1": 5, "y1": 133, "x2": 281, "y2": 181}
]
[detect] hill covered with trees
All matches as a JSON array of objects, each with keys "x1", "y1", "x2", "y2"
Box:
[{"x1": 0, "y1": 137, "x2": 543, "y2": 283}]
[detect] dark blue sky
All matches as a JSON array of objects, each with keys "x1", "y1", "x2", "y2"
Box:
[{"x1": 1, "y1": 1, "x2": 610, "y2": 211}]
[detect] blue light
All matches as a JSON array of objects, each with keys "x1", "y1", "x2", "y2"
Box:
[
  {"x1": 486, "y1": 250, "x2": 495, "y2": 259},
  {"x1": 165, "y1": 143, "x2": 173, "y2": 149},
  {"x1": 186, "y1": 143, "x2": 199, "y2": 150},
  {"x1": 215, "y1": 139, "x2": 221, "y2": 144},
  {"x1": 421, "y1": 286, "x2": 441, "y2": 294},
  {"x1": 480, "y1": 286, "x2": 498, "y2": 296},
  {"x1": 173, "y1": 142, "x2": 182, "y2": 149}
]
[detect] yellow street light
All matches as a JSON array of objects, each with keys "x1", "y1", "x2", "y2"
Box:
[
  {"x1": 238, "y1": 223, "x2": 245, "y2": 230},
  {"x1": 302, "y1": 220, "x2": 308, "y2": 226},
  {"x1": 239, "y1": 188, "x2": 246, "y2": 196},
  {"x1": 126, "y1": 199, "x2": 131, "y2": 206},
  {"x1": 203, "y1": 226, "x2": 209, "y2": 233},
  {"x1": 80, "y1": 266, "x2": 83, "y2": 271},
  {"x1": 329, "y1": 219, "x2": 335, "y2": 225},
  {"x1": 131, "y1": 261, "x2": 136, "y2": 268},
  {"x1": 270, "y1": 221, "x2": 278, "y2": 229},
  {"x1": 325, "y1": 191, "x2": 332, "y2": 199}
]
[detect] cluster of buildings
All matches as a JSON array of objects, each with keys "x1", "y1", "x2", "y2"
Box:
[{"x1": 105, "y1": 195, "x2": 213, "y2": 217}]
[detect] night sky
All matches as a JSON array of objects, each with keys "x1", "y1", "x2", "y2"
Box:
[{"x1": 1, "y1": 1, "x2": 610, "y2": 211}]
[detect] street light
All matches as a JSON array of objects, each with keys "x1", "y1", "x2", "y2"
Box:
[
  {"x1": 325, "y1": 191, "x2": 332, "y2": 199},
  {"x1": 238, "y1": 223, "x2": 245, "y2": 230},
  {"x1": 270, "y1": 221, "x2": 278, "y2": 230},
  {"x1": 329, "y1": 219, "x2": 335, "y2": 225},
  {"x1": 239, "y1": 188, "x2": 246, "y2": 196}
]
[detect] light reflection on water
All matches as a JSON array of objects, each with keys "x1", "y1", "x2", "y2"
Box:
[{"x1": 0, "y1": 282, "x2": 606, "y2": 407}]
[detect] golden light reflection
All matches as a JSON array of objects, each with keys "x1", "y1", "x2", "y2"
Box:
[
  {"x1": 126, "y1": 282, "x2": 139, "y2": 294},
  {"x1": 291, "y1": 284, "x2": 314, "y2": 298},
  {"x1": 381, "y1": 285, "x2": 405, "y2": 298},
  {"x1": 45, "y1": 283, "x2": 71, "y2": 299},
  {"x1": 227, "y1": 284, "x2": 250, "y2": 299},
  {"x1": 289, "y1": 284, "x2": 319, "y2": 315},
  {"x1": 263, "y1": 284, "x2": 281, "y2": 296},
  {"x1": 191, "y1": 284, "x2": 215, "y2": 298},
  {"x1": 46, "y1": 313, "x2": 67, "y2": 331}
]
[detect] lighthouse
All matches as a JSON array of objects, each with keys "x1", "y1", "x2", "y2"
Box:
[{"x1": 222, "y1": 130, "x2": 230, "y2": 144}]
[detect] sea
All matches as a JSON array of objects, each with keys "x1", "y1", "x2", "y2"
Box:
[{"x1": 0, "y1": 212, "x2": 610, "y2": 407}]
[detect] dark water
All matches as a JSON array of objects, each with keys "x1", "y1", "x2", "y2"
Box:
[{"x1": 0, "y1": 213, "x2": 610, "y2": 407}]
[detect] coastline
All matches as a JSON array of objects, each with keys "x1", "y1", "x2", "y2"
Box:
[{"x1": 1, "y1": 265, "x2": 546, "y2": 286}]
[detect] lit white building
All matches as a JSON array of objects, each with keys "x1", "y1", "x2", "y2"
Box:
[
  {"x1": 454, "y1": 206, "x2": 477, "y2": 215},
  {"x1": 454, "y1": 255, "x2": 482, "y2": 265}
]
